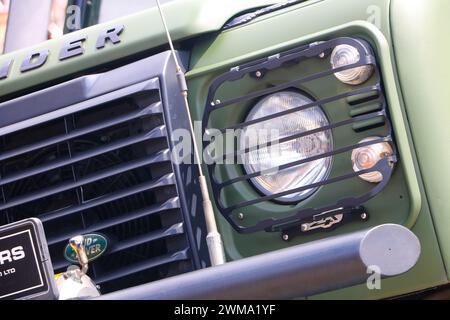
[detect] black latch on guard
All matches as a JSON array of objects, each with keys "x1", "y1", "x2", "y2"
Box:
[
  {"x1": 0, "y1": 218, "x2": 58, "y2": 300},
  {"x1": 281, "y1": 206, "x2": 369, "y2": 241}
]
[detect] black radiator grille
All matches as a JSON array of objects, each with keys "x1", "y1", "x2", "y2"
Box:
[
  {"x1": 202, "y1": 37, "x2": 397, "y2": 234},
  {"x1": 0, "y1": 89, "x2": 194, "y2": 293}
]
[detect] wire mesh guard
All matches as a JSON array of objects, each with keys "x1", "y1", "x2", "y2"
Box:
[{"x1": 202, "y1": 37, "x2": 398, "y2": 235}]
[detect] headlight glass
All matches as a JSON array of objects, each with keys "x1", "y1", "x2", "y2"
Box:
[{"x1": 239, "y1": 91, "x2": 333, "y2": 202}]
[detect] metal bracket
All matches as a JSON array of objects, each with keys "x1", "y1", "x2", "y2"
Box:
[{"x1": 281, "y1": 206, "x2": 368, "y2": 241}]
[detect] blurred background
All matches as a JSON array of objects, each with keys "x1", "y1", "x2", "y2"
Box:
[
  {"x1": 0, "y1": 0, "x2": 9, "y2": 53},
  {"x1": 0, "y1": 0, "x2": 172, "y2": 54}
]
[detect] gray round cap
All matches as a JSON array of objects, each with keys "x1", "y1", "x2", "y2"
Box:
[{"x1": 359, "y1": 224, "x2": 421, "y2": 276}]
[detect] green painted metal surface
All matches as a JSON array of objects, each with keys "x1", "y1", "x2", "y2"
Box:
[
  {"x1": 186, "y1": 0, "x2": 447, "y2": 299},
  {"x1": 0, "y1": 0, "x2": 447, "y2": 299},
  {"x1": 390, "y1": 0, "x2": 450, "y2": 277}
]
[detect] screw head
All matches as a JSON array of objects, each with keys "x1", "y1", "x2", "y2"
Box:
[
  {"x1": 282, "y1": 234, "x2": 289, "y2": 241},
  {"x1": 100, "y1": 135, "x2": 110, "y2": 142},
  {"x1": 215, "y1": 99, "x2": 221, "y2": 105},
  {"x1": 237, "y1": 213, "x2": 244, "y2": 220},
  {"x1": 318, "y1": 52, "x2": 326, "y2": 58},
  {"x1": 255, "y1": 70, "x2": 262, "y2": 78},
  {"x1": 361, "y1": 213, "x2": 368, "y2": 220},
  {"x1": 301, "y1": 224, "x2": 308, "y2": 232}
]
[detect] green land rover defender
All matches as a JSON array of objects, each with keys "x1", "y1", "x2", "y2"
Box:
[{"x1": 0, "y1": 0, "x2": 449, "y2": 300}]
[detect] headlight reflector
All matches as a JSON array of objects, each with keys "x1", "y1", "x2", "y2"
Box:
[
  {"x1": 330, "y1": 44, "x2": 374, "y2": 85},
  {"x1": 239, "y1": 91, "x2": 333, "y2": 202}
]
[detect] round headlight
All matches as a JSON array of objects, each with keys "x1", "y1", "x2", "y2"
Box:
[
  {"x1": 239, "y1": 91, "x2": 333, "y2": 203},
  {"x1": 330, "y1": 44, "x2": 374, "y2": 85}
]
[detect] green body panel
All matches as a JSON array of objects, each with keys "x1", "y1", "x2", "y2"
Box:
[
  {"x1": 186, "y1": 0, "x2": 447, "y2": 299},
  {"x1": 390, "y1": 0, "x2": 450, "y2": 276},
  {"x1": 0, "y1": 0, "x2": 447, "y2": 299},
  {"x1": 0, "y1": 0, "x2": 276, "y2": 96}
]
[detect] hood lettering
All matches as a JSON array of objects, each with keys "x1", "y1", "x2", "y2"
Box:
[
  {"x1": 21, "y1": 49, "x2": 49, "y2": 73},
  {"x1": 0, "y1": 58, "x2": 12, "y2": 79},
  {"x1": 0, "y1": 24, "x2": 124, "y2": 80}
]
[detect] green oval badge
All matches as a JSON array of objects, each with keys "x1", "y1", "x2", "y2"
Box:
[{"x1": 64, "y1": 234, "x2": 108, "y2": 264}]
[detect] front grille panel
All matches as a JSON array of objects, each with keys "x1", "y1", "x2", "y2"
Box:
[
  {"x1": 0, "y1": 88, "x2": 195, "y2": 293},
  {"x1": 202, "y1": 37, "x2": 397, "y2": 233}
]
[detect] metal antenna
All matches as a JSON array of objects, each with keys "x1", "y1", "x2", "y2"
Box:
[{"x1": 155, "y1": 0, "x2": 225, "y2": 266}]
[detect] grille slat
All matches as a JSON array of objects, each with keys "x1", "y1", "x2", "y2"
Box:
[
  {"x1": 39, "y1": 173, "x2": 176, "y2": 223},
  {"x1": 46, "y1": 197, "x2": 180, "y2": 245},
  {"x1": 0, "y1": 102, "x2": 163, "y2": 163},
  {"x1": 108, "y1": 222, "x2": 185, "y2": 255},
  {"x1": 0, "y1": 145, "x2": 169, "y2": 187},
  {"x1": 52, "y1": 223, "x2": 186, "y2": 271},
  {"x1": 95, "y1": 249, "x2": 190, "y2": 285},
  {"x1": 0, "y1": 153, "x2": 172, "y2": 213}
]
